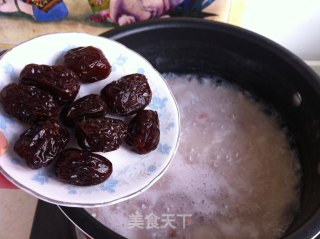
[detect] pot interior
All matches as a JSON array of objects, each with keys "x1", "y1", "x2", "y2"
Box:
[{"x1": 101, "y1": 18, "x2": 320, "y2": 238}]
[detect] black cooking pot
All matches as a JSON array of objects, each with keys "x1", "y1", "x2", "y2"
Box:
[{"x1": 60, "y1": 18, "x2": 320, "y2": 239}]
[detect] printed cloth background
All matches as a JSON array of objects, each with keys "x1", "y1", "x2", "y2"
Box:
[{"x1": 0, "y1": 0, "x2": 238, "y2": 50}]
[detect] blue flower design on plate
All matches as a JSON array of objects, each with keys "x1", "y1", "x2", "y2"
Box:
[
  {"x1": 67, "y1": 186, "x2": 77, "y2": 195},
  {"x1": 165, "y1": 122, "x2": 175, "y2": 131},
  {"x1": 115, "y1": 55, "x2": 127, "y2": 65},
  {"x1": 147, "y1": 165, "x2": 157, "y2": 173},
  {"x1": 4, "y1": 62, "x2": 17, "y2": 79},
  {"x1": 100, "y1": 178, "x2": 119, "y2": 193},
  {"x1": 111, "y1": 54, "x2": 128, "y2": 72},
  {"x1": 0, "y1": 115, "x2": 14, "y2": 130},
  {"x1": 32, "y1": 171, "x2": 49, "y2": 185},
  {"x1": 149, "y1": 96, "x2": 168, "y2": 110},
  {"x1": 137, "y1": 68, "x2": 145, "y2": 74},
  {"x1": 157, "y1": 143, "x2": 172, "y2": 155},
  {"x1": 11, "y1": 157, "x2": 21, "y2": 165}
]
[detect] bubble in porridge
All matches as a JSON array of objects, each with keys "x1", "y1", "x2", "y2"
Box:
[{"x1": 86, "y1": 74, "x2": 301, "y2": 239}]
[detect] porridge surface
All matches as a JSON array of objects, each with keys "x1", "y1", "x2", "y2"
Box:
[{"x1": 87, "y1": 74, "x2": 301, "y2": 239}]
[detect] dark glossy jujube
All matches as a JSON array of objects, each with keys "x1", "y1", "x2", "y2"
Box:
[
  {"x1": 125, "y1": 110, "x2": 160, "y2": 154},
  {"x1": 64, "y1": 46, "x2": 111, "y2": 83},
  {"x1": 19, "y1": 64, "x2": 80, "y2": 105},
  {"x1": 0, "y1": 83, "x2": 59, "y2": 124},
  {"x1": 100, "y1": 73, "x2": 152, "y2": 116},
  {"x1": 55, "y1": 148, "x2": 113, "y2": 186},
  {"x1": 60, "y1": 94, "x2": 108, "y2": 127},
  {"x1": 14, "y1": 119, "x2": 69, "y2": 169},
  {"x1": 75, "y1": 117, "x2": 127, "y2": 152}
]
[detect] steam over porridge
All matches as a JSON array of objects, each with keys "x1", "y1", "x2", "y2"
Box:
[{"x1": 86, "y1": 74, "x2": 301, "y2": 239}]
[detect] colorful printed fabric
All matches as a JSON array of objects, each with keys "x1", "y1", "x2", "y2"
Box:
[
  {"x1": 89, "y1": 0, "x2": 110, "y2": 13},
  {"x1": 0, "y1": 0, "x2": 215, "y2": 24},
  {"x1": 22, "y1": 0, "x2": 62, "y2": 12},
  {"x1": 32, "y1": 1, "x2": 68, "y2": 21},
  {"x1": 88, "y1": 0, "x2": 215, "y2": 25}
]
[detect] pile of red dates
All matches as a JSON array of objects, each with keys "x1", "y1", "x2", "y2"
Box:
[{"x1": 0, "y1": 46, "x2": 160, "y2": 186}]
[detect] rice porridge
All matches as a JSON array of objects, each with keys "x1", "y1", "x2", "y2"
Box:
[{"x1": 86, "y1": 74, "x2": 301, "y2": 239}]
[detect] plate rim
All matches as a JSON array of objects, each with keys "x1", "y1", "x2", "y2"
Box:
[{"x1": 0, "y1": 32, "x2": 180, "y2": 207}]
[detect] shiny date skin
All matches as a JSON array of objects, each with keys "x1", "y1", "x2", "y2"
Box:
[
  {"x1": 55, "y1": 148, "x2": 113, "y2": 186},
  {"x1": 14, "y1": 119, "x2": 69, "y2": 169},
  {"x1": 64, "y1": 46, "x2": 111, "y2": 83},
  {"x1": 60, "y1": 94, "x2": 108, "y2": 127},
  {"x1": 75, "y1": 117, "x2": 127, "y2": 152},
  {"x1": 100, "y1": 73, "x2": 152, "y2": 116},
  {"x1": 19, "y1": 64, "x2": 80, "y2": 105},
  {"x1": 126, "y1": 110, "x2": 160, "y2": 154},
  {"x1": 0, "y1": 83, "x2": 59, "y2": 124}
]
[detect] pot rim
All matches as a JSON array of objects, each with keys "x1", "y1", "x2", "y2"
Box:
[{"x1": 60, "y1": 17, "x2": 320, "y2": 239}]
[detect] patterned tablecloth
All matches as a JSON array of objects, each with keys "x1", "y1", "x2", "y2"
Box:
[{"x1": 0, "y1": 0, "x2": 238, "y2": 51}]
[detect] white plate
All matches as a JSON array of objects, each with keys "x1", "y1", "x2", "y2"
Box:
[{"x1": 0, "y1": 33, "x2": 180, "y2": 207}]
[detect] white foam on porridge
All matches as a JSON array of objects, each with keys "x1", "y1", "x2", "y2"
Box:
[{"x1": 87, "y1": 74, "x2": 301, "y2": 239}]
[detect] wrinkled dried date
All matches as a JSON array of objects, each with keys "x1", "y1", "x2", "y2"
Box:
[
  {"x1": 55, "y1": 148, "x2": 112, "y2": 186},
  {"x1": 64, "y1": 46, "x2": 111, "y2": 83},
  {"x1": 14, "y1": 119, "x2": 69, "y2": 169},
  {"x1": 126, "y1": 110, "x2": 160, "y2": 154},
  {"x1": 0, "y1": 83, "x2": 59, "y2": 124},
  {"x1": 19, "y1": 64, "x2": 80, "y2": 105},
  {"x1": 100, "y1": 73, "x2": 152, "y2": 116},
  {"x1": 75, "y1": 117, "x2": 127, "y2": 152},
  {"x1": 60, "y1": 94, "x2": 108, "y2": 127}
]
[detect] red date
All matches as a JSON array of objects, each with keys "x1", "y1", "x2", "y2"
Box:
[
  {"x1": 0, "y1": 83, "x2": 59, "y2": 124},
  {"x1": 14, "y1": 119, "x2": 69, "y2": 169},
  {"x1": 100, "y1": 73, "x2": 152, "y2": 116},
  {"x1": 55, "y1": 148, "x2": 112, "y2": 186},
  {"x1": 60, "y1": 94, "x2": 108, "y2": 127},
  {"x1": 125, "y1": 110, "x2": 160, "y2": 154},
  {"x1": 75, "y1": 117, "x2": 127, "y2": 152},
  {"x1": 64, "y1": 46, "x2": 111, "y2": 83},
  {"x1": 19, "y1": 64, "x2": 80, "y2": 105}
]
